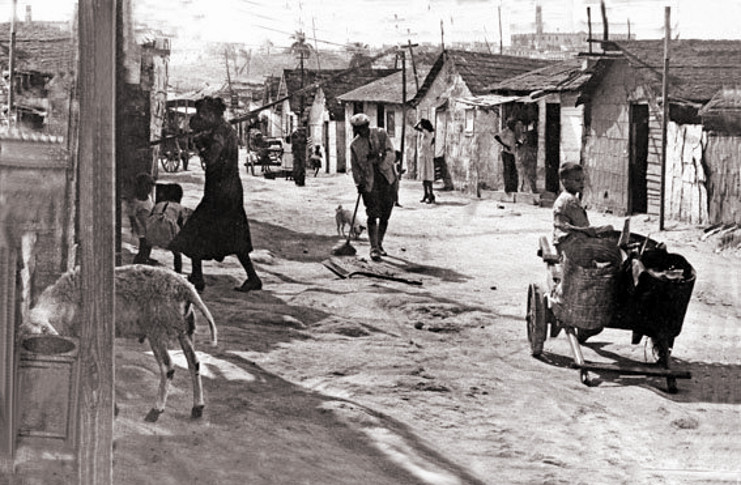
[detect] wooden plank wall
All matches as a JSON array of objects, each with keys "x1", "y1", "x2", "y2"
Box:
[
  {"x1": 582, "y1": 62, "x2": 631, "y2": 214},
  {"x1": 705, "y1": 135, "x2": 741, "y2": 225},
  {"x1": 664, "y1": 123, "x2": 708, "y2": 225}
]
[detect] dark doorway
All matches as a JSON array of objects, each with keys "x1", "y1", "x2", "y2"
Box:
[
  {"x1": 545, "y1": 103, "x2": 561, "y2": 193},
  {"x1": 629, "y1": 104, "x2": 649, "y2": 214}
]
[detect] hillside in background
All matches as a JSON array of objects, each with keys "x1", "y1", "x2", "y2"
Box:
[{"x1": 165, "y1": 37, "x2": 442, "y2": 94}]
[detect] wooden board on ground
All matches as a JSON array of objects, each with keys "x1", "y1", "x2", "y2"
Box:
[{"x1": 322, "y1": 256, "x2": 423, "y2": 286}]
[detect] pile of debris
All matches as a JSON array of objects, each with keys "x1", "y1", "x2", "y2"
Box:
[{"x1": 701, "y1": 224, "x2": 741, "y2": 253}]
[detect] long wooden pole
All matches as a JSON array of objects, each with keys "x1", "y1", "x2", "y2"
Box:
[
  {"x1": 498, "y1": 4, "x2": 503, "y2": 54},
  {"x1": 7, "y1": 0, "x2": 17, "y2": 126},
  {"x1": 400, "y1": 50, "x2": 407, "y2": 171},
  {"x1": 77, "y1": 0, "x2": 116, "y2": 482},
  {"x1": 659, "y1": 6, "x2": 670, "y2": 231}
]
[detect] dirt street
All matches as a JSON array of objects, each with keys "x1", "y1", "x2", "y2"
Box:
[{"x1": 113, "y1": 157, "x2": 741, "y2": 485}]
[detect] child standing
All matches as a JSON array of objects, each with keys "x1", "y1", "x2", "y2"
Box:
[
  {"x1": 553, "y1": 162, "x2": 613, "y2": 254},
  {"x1": 152, "y1": 183, "x2": 193, "y2": 273},
  {"x1": 130, "y1": 172, "x2": 156, "y2": 265}
]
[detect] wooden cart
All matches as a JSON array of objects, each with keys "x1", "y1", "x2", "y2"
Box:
[{"x1": 526, "y1": 223, "x2": 695, "y2": 392}]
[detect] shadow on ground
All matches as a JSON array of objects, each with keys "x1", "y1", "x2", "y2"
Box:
[{"x1": 251, "y1": 219, "x2": 349, "y2": 263}]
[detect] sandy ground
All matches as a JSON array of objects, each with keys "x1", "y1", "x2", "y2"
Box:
[{"x1": 112, "y1": 155, "x2": 741, "y2": 485}]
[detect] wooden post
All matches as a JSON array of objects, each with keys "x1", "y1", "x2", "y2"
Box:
[
  {"x1": 400, "y1": 50, "x2": 407, "y2": 171},
  {"x1": 600, "y1": 0, "x2": 609, "y2": 41},
  {"x1": 587, "y1": 7, "x2": 592, "y2": 54},
  {"x1": 660, "y1": 7, "x2": 670, "y2": 231},
  {"x1": 77, "y1": 0, "x2": 116, "y2": 483},
  {"x1": 498, "y1": 4, "x2": 503, "y2": 54},
  {"x1": 7, "y1": 0, "x2": 17, "y2": 126},
  {"x1": 406, "y1": 40, "x2": 419, "y2": 92},
  {"x1": 440, "y1": 19, "x2": 445, "y2": 52}
]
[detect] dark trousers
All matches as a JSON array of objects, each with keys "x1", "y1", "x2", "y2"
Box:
[
  {"x1": 361, "y1": 172, "x2": 395, "y2": 224},
  {"x1": 502, "y1": 152, "x2": 518, "y2": 193}
]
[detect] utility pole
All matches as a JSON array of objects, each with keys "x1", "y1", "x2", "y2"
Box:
[
  {"x1": 312, "y1": 17, "x2": 321, "y2": 70},
  {"x1": 659, "y1": 6, "x2": 671, "y2": 231},
  {"x1": 440, "y1": 19, "x2": 445, "y2": 51},
  {"x1": 498, "y1": 4, "x2": 503, "y2": 54},
  {"x1": 587, "y1": 7, "x2": 592, "y2": 54},
  {"x1": 400, "y1": 49, "x2": 407, "y2": 172},
  {"x1": 600, "y1": 0, "x2": 609, "y2": 41},
  {"x1": 406, "y1": 39, "x2": 419, "y2": 92},
  {"x1": 7, "y1": 0, "x2": 17, "y2": 127}
]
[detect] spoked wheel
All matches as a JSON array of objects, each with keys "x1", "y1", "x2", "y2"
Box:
[
  {"x1": 160, "y1": 152, "x2": 181, "y2": 173},
  {"x1": 526, "y1": 284, "x2": 548, "y2": 357}
]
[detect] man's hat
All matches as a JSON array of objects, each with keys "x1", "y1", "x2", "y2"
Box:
[{"x1": 350, "y1": 113, "x2": 370, "y2": 127}]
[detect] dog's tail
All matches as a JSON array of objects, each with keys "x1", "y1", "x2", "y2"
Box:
[{"x1": 183, "y1": 281, "x2": 218, "y2": 347}]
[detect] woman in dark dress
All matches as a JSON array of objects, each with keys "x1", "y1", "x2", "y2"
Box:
[{"x1": 169, "y1": 96, "x2": 262, "y2": 293}]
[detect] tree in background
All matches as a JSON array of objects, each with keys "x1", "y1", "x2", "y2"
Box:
[{"x1": 347, "y1": 42, "x2": 372, "y2": 68}]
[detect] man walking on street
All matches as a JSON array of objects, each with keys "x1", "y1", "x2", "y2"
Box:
[{"x1": 349, "y1": 113, "x2": 397, "y2": 262}]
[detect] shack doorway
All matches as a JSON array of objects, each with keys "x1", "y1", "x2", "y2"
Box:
[
  {"x1": 545, "y1": 103, "x2": 561, "y2": 193},
  {"x1": 629, "y1": 103, "x2": 649, "y2": 214}
]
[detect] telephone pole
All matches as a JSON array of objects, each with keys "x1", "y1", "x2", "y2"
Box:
[{"x1": 7, "y1": 0, "x2": 18, "y2": 127}]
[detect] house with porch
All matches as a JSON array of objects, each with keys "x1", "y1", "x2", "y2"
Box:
[
  {"x1": 490, "y1": 39, "x2": 741, "y2": 225},
  {"x1": 409, "y1": 50, "x2": 551, "y2": 194}
]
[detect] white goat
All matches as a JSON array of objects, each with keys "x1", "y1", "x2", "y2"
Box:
[{"x1": 23, "y1": 264, "x2": 218, "y2": 422}]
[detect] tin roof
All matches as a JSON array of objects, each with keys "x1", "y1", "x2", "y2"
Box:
[{"x1": 486, "y1": 57, "x2": 605, "y2": 95}]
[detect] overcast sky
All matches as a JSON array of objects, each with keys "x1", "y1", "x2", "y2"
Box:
[{"x1": 3, "y1": 0, "x2": 741, "y2": 49}]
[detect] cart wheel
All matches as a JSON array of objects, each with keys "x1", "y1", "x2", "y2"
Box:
[
  {"x1": 526, "y1": 284, "x2": 547, "y2": 357},
  {"x1": 666, "y1": 377, "x2": 678, "y2": 394},
  {"x1": 160, "y1": 153, "x2": 180, "y2": 173}
]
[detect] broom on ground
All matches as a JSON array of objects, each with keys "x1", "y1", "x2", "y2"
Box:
[{"x1": 331, "y1": 193, "x2": 362, "y2": 256}]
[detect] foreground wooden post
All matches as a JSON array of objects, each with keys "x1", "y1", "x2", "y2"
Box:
[{"x1": 77, "y1": 0, "x2": 116, "y2": 483}]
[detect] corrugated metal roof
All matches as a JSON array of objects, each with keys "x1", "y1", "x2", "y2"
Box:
[
  {"x1": 607, "y1": 39, "x2": 741, "y2": 103},
  {"x1": 337, "y1": 67, "x2": 430, "y2": 104},
  {"x1": 486, "y1": 57, "x2": 601, "y2": 95}
]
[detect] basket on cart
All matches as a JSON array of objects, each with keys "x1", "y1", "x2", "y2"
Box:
[
  {"x1": 552, "y1": 234, "x2": 623, "y2": 330},
  {"x1": 527, "y1": 226, "x2": 695, "y2": 392}
]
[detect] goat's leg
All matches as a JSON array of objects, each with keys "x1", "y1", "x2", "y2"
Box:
[
  {"x1": 145, "y1": 341, "x2": 174, "y2": 422},
  {"x1": 178, "y1": 332, "x2": 205, "y2": 418}
]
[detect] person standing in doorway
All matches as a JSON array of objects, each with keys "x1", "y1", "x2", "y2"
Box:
[
  {"x1": 349, "y1": 113, "x2": 397, "y2": 262},
  {"x1": 495, "y1": 118, "x2": 520, "y2": 195},
  {"x1": 169, "y1": 96, "x2": 263, "y2": 293},
  {"x1": 415, "y1": 118, "x2": 436, "y2": 204}
]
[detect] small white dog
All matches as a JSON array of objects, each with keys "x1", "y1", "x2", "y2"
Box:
[{"x1": 335, "y1": 205, "x2": 364, "y2": 240}]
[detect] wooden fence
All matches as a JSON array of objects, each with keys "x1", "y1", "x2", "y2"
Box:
[{"x1": 704, "y1": 134, "x2": 741, "y2": 225}]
